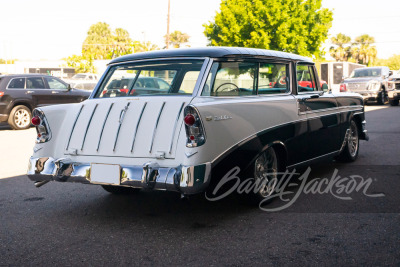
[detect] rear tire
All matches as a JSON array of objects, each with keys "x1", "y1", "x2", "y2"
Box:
[
  {"x1": 389, "y1": 99, "x2": 399, "y2": 106},
  {"x1": 248, "y1": 147, "x2": 281, "y2": 205},
  {"x1": 101, "y1": 185, "x2": 140, "y2": 195},
  {"x1": 8, "y1": 105, "x2": 32, "y2": 130},
  {"x1": 336, "y1": 119, "x2": 359, "y2": 162}
]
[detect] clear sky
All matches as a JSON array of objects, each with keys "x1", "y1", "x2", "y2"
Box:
[{"x1": 0, "y1": 0, "x2": 399, "y2": 61}]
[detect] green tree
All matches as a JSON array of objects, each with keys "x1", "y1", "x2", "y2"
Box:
[
  {"x1": 133, "y1": 41, "x2": 159, "y2": 53},
  {"x1": 110, "y1": 28, "x2": 133, "y2": 58},
  {"x1": 63, "y1": 54, "x2": 96, "y2": 73},
  {"x1": 82, "y1": 22, "x2": 114, "y2": 60},
  {"x1": 329, "y1": 33, "x2": 351, "y2": 61},
  {"x1": 0, "y1": 59, "x2": 15, "y2": 64},
  {"x1": 164, "y1": 31, "x2": 190, "y2": 48},
  {"x1": 375, "y1": 55, "x2": 400, "y2": 70},
  {"x1": 203, "y1": 0, "x2": 333, "y2": 58},
  {"x1": 351, "y1": 34, "x2": 377, "y2": 66}
]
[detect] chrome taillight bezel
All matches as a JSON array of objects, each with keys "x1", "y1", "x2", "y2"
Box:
[
  {"x1": 32, "y1": 109, "x2": 52, "y2": 144},
  {"x1": 184, "y1": 105, "x2": 206, "y2": 148}
]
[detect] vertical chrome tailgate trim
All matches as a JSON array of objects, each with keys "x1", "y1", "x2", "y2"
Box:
[
  {"x1": 113, "y1": 102, "x2": 131, "y2": 151},
  {"x1": 131, "y1": 102, "x2": 147, "y2": 152},
  {"x1": 149, "y1": 102, "x2": 166, "y2": 153},
  {"x1": 169, "y1": 102, "x2": 185, "y2": 154},
  {"x1": 66, "y1": 104, "x2": 84, "y2": 151},
  {"x1": 81, "y1": 103, "x2": 98, "y2": 151},
  {"x1": 97, "y1": 102, "x2": 114, "y2": 151}
]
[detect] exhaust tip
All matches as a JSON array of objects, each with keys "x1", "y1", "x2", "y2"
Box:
[{"x1": 34, "y1": 181, "x2": 49, "y2": 188}]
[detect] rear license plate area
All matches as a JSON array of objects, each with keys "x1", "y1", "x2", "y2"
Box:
[{"x1": 90, "y1": 163, "x2": 120, "y2": 185}]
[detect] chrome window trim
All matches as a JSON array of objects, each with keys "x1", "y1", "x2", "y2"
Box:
[
  {"x1": 295, "y1": 62, "x2": 324, "y2": 94},
  {"x1": 92, "y1": 57, "x2": 209, "y2": 99},
  {"x1": 197, "y1": 59, "x2": 293, "y2": 97}
]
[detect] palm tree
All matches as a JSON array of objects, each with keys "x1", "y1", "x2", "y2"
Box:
[
  {"x1": 329, "y1": 33, "x2": 351, "y2": 61},
  {"x1": 164, "y1": 31, "x2": 190, "y2": 48},
  {"x1": 133, "y1": 41, "x2": 159, "y2": 53},
  {"x1": 351, "y1": 34, "x2": 377, "y2": 66}
]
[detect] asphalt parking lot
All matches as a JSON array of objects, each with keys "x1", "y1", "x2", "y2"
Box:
[{"x1": 0, "y1": 105, "x2": 399, "y2": 265}]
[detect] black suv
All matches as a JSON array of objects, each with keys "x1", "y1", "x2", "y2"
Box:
[{"x1": 0, "y1": 74, "x2": 91, "y2": 130}]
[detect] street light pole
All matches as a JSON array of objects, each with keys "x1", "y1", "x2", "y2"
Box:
[{"x1": 166, "y1": 0, "x2": 170, "y2": 49}]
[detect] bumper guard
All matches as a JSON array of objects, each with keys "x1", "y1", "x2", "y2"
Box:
[{"x1": 27, "y1": 157, "x2": 211, "y2": 195}]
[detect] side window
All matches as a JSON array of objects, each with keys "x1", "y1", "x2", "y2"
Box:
[
  {"x1": 8, "y1": 78, "x2": 25, "y2": 89},
  {"x1": 26, "y1": 77, "x2": 45, "y2": 89},
  {"x1": 297, "y1": 64, "x2": 319, "y2": 92},
  {"x1": 46, "y1": 77, "x2": 68, "y2": 90},
  {"x1": 204, "y1": 62, "x2": 257, "y2": 97},
  {"x1": 178, "y1": 71, "x2": 200, "y2": 94},
  {"x1": 258, "y1": 63, "x2": 289, "y2": 94}
]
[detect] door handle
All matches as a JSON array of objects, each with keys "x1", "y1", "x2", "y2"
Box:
[
  {"x1": 301, "y1": 94, "x2": 319, "y2": 101},
  {"x1": 26, "y1": 90, "x2": 34, "y2": 94},
  {"x1": 52, "y1": 91, "x2": 59, "y2": 94}
]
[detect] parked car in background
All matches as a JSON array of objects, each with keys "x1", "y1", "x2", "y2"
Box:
[
  {"x1": 65, "y1": 73, "x2": 99, "y2": 91},
  {"x1": 339, "y1": 66, "x2": 391, "y2": 105},
  {"x1": 388, "y1": 71, "x2": 400, "y2": 106},
  {"x1": 0, "y1": 74, "x2": 91, "y2": 130},
  {"x1": 27, "y1": 47, "x2": 369, "y2": 205}
]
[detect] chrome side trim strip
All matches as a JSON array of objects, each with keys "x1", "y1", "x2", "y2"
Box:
[
  {"x1": 169, "y1": 102, "x2": 185, "y2": 154},
  {"x1": 65, "y1": 105, "x2": 84, "y2": 151},
  {"x1": 149, "y1": 102, "x2": 166, "y2": 153},
  {"x1": 113, "y1": 102, "x2": 131, "y2": 151},
  {"x1": 97, "y1": 103, "x2": 114, "y2": 151},
  {"x1": 131, "y1": 102, "x2": 147, "y2": 152},
  {"x1": 81, "y1": 104, "x2": 98, "y2": 151}
]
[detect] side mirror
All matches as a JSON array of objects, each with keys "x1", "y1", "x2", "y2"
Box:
[
  {"x1": 67, "y1": 84, "x2": 72, "y2": 91},
  {"x1": 322, "y1": 83, "x2": 329, "y2": 92},
  {"x1": 389, "y1": 71, "x2": 393, "y2": 76}
]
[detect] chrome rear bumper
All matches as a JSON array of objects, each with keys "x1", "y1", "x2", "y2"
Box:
[{"x1": 27, "y1": 157, "x2": 211, "y2": 195}]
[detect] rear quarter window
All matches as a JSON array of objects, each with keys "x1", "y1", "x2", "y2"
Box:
[{"x1": 7, "y1": 78, "x2": 25, "y2": 89}]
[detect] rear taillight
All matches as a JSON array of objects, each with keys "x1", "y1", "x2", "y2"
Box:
[
  {"x1": 183, "y1": 105, "x2": 206, "y2": 148},
  {"x1": 0, "y1": 92, "x2": 4, "y2": 97},
  {"x1": 31, "y1": 116, "x2": 41, "y2": 126},
  {"x1": 32, "y1": 109, "x2": 51, "y2": 143},
  {"x1": 340, "y1": 83, "x2": 347, "y2": 92}
]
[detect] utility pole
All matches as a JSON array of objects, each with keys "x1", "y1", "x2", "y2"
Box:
[{"x1": 166, "y1": 0, "x2": 170, "y2": 49}]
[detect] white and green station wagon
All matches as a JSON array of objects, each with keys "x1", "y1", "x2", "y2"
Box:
[{"x1": 27, "y1": 47, "x2": 369, "y2": 202}]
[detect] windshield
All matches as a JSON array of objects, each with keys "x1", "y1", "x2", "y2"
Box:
[
  {"x1": 350, "y1": 68, "x2": 381, "y2": 78},
  {"x1": 95, "y1": 59, "x2": 204, "y2": 98}
]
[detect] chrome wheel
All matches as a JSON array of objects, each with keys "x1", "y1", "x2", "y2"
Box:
[
  {"x1": 348, "y1": 121, "x2": 359, "y2": 158},
  {"x1": 14, "y1": 109, "x2": 30, "y2": 128},
  {"x1": 254, "y1": 147, "x2": 278, "y2": 197}
]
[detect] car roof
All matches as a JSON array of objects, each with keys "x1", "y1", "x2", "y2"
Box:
[
  {"x1": 0, "y1": 74, "x2": 54, "y2": 78},
  {"x1": 109, "y1": 47, "x2": 313, "y2": 65}
]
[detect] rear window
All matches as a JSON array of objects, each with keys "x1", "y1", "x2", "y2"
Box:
[
  {"x1": 95, "y1": 59, "x2": 204, "y2": 98},
  {"x1": 8, "y1": 78, "x2": 25, "y2": 89}
]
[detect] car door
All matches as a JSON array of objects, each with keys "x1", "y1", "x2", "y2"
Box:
[
  {"x1": 25, "y1": 76, "x2": 52, "y2": 107},
  {"x1": 295, "y1": 63, "x2": 341, "y2": 160},
  {"x1": 44, "y1": 76, "x2": 78, "y2": 104}
]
